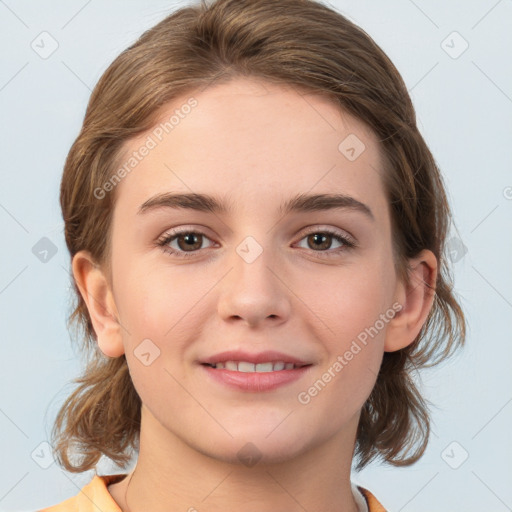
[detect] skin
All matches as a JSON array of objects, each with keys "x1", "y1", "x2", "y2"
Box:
[{"x1": 73, "y1": 77, "x2": 437, "y2": 512}]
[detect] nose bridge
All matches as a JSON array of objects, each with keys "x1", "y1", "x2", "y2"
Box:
[
  {"x1": 216, "y1": 231, "x2": 291, "y2": 325},
  {"x1": 239, "y1": 236, "x2": 274, "y2": 282},
  {"x1": 231, "y1": 232, "x2": 280, "y2": 295}
]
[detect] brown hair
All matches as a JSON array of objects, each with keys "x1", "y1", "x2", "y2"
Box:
[{"x1": 51, "y1": 0, "x2": 466, "y2": 473}]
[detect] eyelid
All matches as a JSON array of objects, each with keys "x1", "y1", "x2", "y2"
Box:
[
  {"x1": 296, "y1": 225, "x2": 357, "y2": 245},
  {"x1": 156, "y1": 226, "x2": 217, "y2": 258},
  {"x1": 156, "y1": 224, "x2": 357, "y2": 259}
]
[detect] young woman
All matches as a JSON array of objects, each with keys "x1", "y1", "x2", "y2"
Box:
[{"x1": 39, "y1": 0, "x2": 466, "y2": 510}]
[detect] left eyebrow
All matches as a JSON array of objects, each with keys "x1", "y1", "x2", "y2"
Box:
[{"x1": 138, "y1": 192, "x2": 374, "y2": 221}]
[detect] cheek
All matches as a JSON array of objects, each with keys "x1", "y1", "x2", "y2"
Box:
[
  {"x1": 293, "y1": 262, "x2": 390, "y2": 397},
  {"x1": 116, "y1": 270, "x2": 198, "y2": 414},
  {"x1": 296, "y1": 286, "x2": 386, "y2": 426},
  {"x1": 296, "y1": 261, "x2": 392, "y2": 342},
  {"x1": 113, "y1": 257, "x2": 202, "y2": 338}
]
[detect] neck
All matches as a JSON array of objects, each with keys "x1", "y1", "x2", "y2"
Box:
[{"x1": 115, "y1": 406, "x2": 361, "y2": 512}]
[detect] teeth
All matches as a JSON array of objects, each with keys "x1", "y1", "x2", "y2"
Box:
[
  {"x1": 238, "y1": 361, "x2": 255, "y2": 373},
  {"x1": 209, "y1": 361, "x2": 301, "y2": 372},
  {"x1": 255, "y1": 362, "x2": 273, "y2": 372}
]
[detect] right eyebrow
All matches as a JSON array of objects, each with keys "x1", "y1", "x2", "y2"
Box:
[
  {"x1": 138, "y1": 191, "x2": 374, "y2": 222},
  {"x1": 279, "y1": 192, "x2": 374, "y2": 221}
]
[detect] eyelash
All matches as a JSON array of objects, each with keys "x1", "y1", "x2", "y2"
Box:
[{"x1": 156, "y1": 227, "x2": 357, "y2": 260}]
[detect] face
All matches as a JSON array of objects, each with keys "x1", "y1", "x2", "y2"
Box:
[{"x1": 104, "y1": 77, "x2": 402, "y2": 465}]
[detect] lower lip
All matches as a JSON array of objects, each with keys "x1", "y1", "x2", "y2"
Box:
[{"x1": 200, "y1": 364, "x2": 312, "y2": 392}]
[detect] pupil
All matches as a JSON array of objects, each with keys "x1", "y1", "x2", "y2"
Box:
[
  {"x1": 310, "y1": 233, "x2": 329, "y2": 250},
  {"x1": 180, "y1": 233, "x2": 201, "y2": 250}
]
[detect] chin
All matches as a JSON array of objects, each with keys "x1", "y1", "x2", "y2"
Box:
[
  {"x1": 204, "y1": 443, "x2": 307, "y2": 467},
  {"x1": 194, "y1": 428, "x2": 313, "y2": 467}
]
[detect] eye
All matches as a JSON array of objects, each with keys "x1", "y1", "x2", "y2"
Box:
[
  {"x1": 156, "y1": 226, "x2": 357, "y2": 259},
  {"x1": 295, "y1": 228, "x2": 356, "y2": 257},
  {"x1": 157, "y1": 229, "x2": 215, "y2": 259}
]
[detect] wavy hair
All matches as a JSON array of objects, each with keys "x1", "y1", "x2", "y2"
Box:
[{"x1": 50, "y1": 0, "x2": 466, "y2": 472}]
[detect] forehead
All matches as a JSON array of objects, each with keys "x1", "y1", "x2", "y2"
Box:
[{"x1": 112, "y1": 77, "x2": 387, "y2": 218}]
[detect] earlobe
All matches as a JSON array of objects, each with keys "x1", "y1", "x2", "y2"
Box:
[
  {"x1": 72, "y1": 250, "x2": 125, "y2": 358},
  {"x1": 384, "y1": 249, "x2": 437, "y2": 352}
]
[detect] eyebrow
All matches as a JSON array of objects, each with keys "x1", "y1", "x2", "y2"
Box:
[{"x1": 138, "y1": 192, "x2": 374, "y2": 221}]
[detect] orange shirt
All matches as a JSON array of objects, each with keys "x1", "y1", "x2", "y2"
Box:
[{"x1": 38, "y1": 474, "x2": 387, "y2": 511}]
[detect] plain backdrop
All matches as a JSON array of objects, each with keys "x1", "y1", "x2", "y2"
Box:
[{"x1": 0, "y1": 1, "x2": 511, "y2": 511}]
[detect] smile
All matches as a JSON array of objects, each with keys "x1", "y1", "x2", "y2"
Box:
[
  {"x1": 200, "y1": 362, "x2": 313, "y2": 392},
  {"x1": 203, "y1": 361, "x2": 306, "y2": 372}
]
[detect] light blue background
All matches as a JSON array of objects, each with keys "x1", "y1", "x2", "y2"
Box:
[{"x1": 1, "y1": 1, "x2": 511, "y2": 511}]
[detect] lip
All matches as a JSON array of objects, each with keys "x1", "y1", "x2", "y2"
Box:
[
  {"x1": 200, "y1": 363, "x2": 313, "y2": 392},
  {"x1": 200, "y1": 350, "x2": 311, "y2": 366}
]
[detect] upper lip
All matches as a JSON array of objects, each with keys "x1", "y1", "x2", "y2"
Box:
[{"x1": 200, "y1": 350, "x2": 312, "y2": 366}]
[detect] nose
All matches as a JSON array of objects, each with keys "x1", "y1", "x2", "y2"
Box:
[{"x1": 216, "y1": 243, "x2": 292, "y2": 328}]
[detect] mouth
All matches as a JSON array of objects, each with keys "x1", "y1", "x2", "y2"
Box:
[
  {"x1": 201, "y1": 361, "x2": 311, "y2": 372},
  {"x1": 200, "y1": 359, "x2": 313, "y2": 392}
]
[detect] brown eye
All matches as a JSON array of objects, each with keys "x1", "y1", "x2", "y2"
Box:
[
  {"x1": 306, "y1": 233, "x2": 333, "y2": 250},
  {"x1": 175, "y1": 232, "x2": 204, "y2": 252},
  {"x1": 157, "y1": 229, "x2": 215, "y2": 258},
  {"x1": 295, "y1": 229, "x2": 356, "y2": 256}
]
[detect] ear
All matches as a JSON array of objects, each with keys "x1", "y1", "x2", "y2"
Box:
[
  {"x1": 72, "y1": 250, "x2": 125, "y2": 358},
  {"x1": 384, "y1": 249, "x2": 437, "y2": 352}
]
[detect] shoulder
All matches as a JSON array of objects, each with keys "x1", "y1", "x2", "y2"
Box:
[
  {"x1": 37, "y1": 475, "x2": 386, "y2": 512},
  {"x1": 38, "y1": 474, "x2": 127, "y2": 512},
  {"x1": 357, "y1": 485, "x2": 388, "y2": 512}
]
